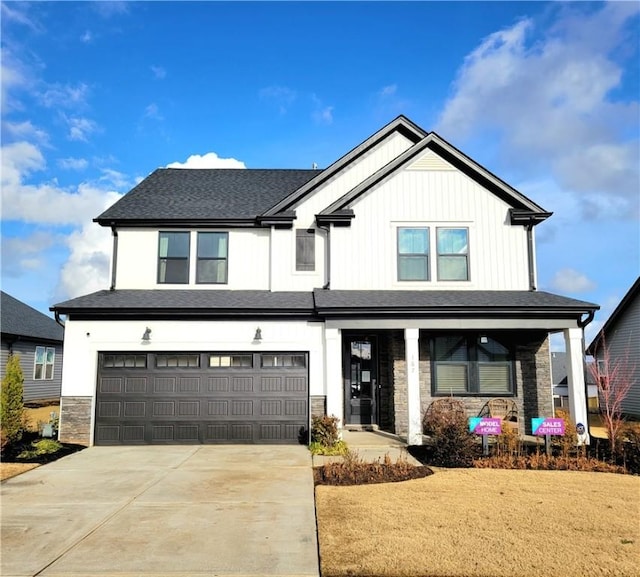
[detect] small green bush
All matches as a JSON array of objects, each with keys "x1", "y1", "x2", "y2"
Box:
[
  {"x1": 309, "y1": 440, "x2": 349, "y2": 456},
  {"x1": 1, "y1": 354, "x2": 26, "y2": 449},
  {"x1": 17, "y1": 439, "x2": 63, "y2": 460},
  {"x1": 310, "y1": 414, "x2": 341, "y2": 447}
]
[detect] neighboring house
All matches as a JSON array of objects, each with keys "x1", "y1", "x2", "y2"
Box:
[
  {"x1": 51, "y1": 116, "x2": 599, "y2": 446},
  {"x1": 587, "y1": 277, "x2": 640, "y2": 420},
  {"x1": 550, "y1": 351, "x2": 598, "y2": 412},
  {"x1": 1, "y1": 291, "x2": 64, "y2": 403}
]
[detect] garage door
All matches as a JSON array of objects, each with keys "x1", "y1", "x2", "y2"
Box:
[{"x1": 94, "y1": 352, "x2": 308, "y2": 445}]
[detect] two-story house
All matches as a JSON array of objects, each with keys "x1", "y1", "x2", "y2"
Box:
[{"x1": 51, "y1": 116, "x2": 599, "y2": 446}]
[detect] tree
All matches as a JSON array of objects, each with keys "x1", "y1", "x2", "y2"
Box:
[
  {"x1": 1, "y1": 353, "x2": 25, "y2": 448},
  {"x1": 587, "y1": 336, "x2": 635, "y2": 455}
]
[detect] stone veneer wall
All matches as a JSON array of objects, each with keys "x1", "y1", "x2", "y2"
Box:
[
  {"x1": 390, "y1": 331, "x2": 553, "y2": 437},
  {"x1": 377, "y1": 332, "x2": 395, "y2": 432},
  {"x1": 59, "y1": 396, "x2": 92, "y2": 445},
  {"x1": 310, "y1": 395, "x2": 326, "y2": 419}
]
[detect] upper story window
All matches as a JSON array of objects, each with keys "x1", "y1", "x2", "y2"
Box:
[
  {"x1": 433, "y1": 334, "x2": 513, "y2": 395},
  {"x1": 398, "y1": 227, "x2": 429, "y2": 281},
  {"x1": 34, "y1": 346, "x2": 55, "y2": 380},
  {"x1": 296, "y1": 229, "x2": 315, "y2": 272},
  {"x1": 158, "y1": 232, "x2": 190, "y2": 284},
  {"x1": 437, "y1": 228, "x2": 469, "y2": 281},
  {"x1": 197, "y1": 232, "x2": 228, "y2": 284}
]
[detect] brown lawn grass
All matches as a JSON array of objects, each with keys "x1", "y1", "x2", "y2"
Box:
[{"x1": 316, "y1": 468, "x2": 640, "y2": 577}]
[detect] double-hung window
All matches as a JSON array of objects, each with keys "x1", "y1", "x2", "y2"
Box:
[
  {"x1": 34, "y1": 346, "x2": 55, "y2": 380},
  {"x1": 433, "y1": 334, "x2": 513, "y2": 395},
  {"x1": 398, "y1": 227, "x2": 429, "y2": 281},
  {"x1": 158, "y1": 232, "x2": 190, "y2": 284},
  {"x1": 197, "y1": 232, "x2": 228, "y2": 284},
  {"x1": 437, "y1": 228, "x2": 469, "y2": 281},
  {"x1": 296, "y1": 229, "x2": 315, "y2": 271}
]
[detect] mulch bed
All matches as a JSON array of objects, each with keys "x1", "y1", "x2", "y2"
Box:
[{"x1": 313, "y1": 463, "x2": 434, "y2": 486}]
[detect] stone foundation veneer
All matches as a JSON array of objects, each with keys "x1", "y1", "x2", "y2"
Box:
[
  {"x1": 59, "y1": 396, "x2": 93, "y2": 446},
  {"x1": 310, "y1": 395, "x2": 327, "y2": 418}
]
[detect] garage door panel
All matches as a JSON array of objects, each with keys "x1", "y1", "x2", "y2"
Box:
[{"x1": 96, "y1": 352, "x2": 308, "y2": 445}]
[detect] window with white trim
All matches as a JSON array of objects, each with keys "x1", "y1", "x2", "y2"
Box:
[{"x1": 34, "y1": 346, "x2": 55, "y2": 380}]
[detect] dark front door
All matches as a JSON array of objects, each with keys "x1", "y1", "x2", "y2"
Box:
[{"x1": 345, "y1": 337, "x2": 377, "y2": 425}]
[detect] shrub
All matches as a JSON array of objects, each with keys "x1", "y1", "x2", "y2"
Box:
[
  {"x1": 495, "y1": 421, "x2": 522, "y2": 457},
  {"x1": 474, "y1": 453, "x2": 627, "y2": 474},
  {"x1": 423, "y1": 405, "x2": 480, "y2": 467},
  {"x1": 552, "y1": 409, "x2": 579, "y2": 457},
  {"x1": 17, "y1": 439, "x2": 63, "y2": 460},
  {"x1": 1, "y1": 354, "x2": 26, "y2": 449},
  {"x1": 310, "y1": 414, "x2": 341, "y2": 448},
  {"x1": 309, "y1": 440, "x2": 349, "y2": 456}
]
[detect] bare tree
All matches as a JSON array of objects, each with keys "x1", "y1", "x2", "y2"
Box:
[{"x1": 587, "y1": 336, "x2": 636, "y2": 455}]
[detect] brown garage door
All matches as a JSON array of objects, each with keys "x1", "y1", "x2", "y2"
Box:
[{"x1": 94, "y1": 352, "x2": 308, "y2": 445}]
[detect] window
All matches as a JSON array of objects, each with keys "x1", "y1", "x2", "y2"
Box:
[
  {"x1": 156, "y1": 354, "x2": 200, "y2": 368},
  {"x1": 261, "y1": 354, "x2": 306, "y2": 368},
  {"x1": 296, "y1": 229, "x2": 315, "y2": 271},
  {"x1": 102, "y1": 354, "x2": 147, "y2": 368},
  {"x1": 197, "y1": 232, "x2": 228, "y2": 284},
  {"x1": 209, "y1": 354, "x2": 253, "y2": 368},
  {"x1": 158, "y1": 232, "x2": 190, "y2": 284},
  {"x1": 437, "y1": 228, "x2": 469, "y2": 281},
  {"x1": 34, "y1": 346, "x2": 55, "y2": 380},
  {"x1": 398, "y1": 227, "x2": 429, "y2": 281},
  {"x1": 433, "y1": 334, "x2": 513, "y2": 395}
]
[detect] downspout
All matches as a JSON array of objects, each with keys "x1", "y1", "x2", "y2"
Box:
[
  {"x1": 526, "y1": 223, "x2": 536, "y2": 291},
  {"x1": 54, "y1": 311, "x2": 66, "y2": 329},
  {"x1": 110, "y1": 226, "x2": 118, "y2": 291},
  {"x1": 318, "y1": 223, "x2": 331, "y2": 289}
]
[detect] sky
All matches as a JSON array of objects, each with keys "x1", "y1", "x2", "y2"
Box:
[{"x1": 1, "y1": 1, "x2": 639, "y2": 350}]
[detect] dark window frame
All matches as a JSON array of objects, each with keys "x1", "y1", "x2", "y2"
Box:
[
  {"x1": 196, "y1": 231, "x2": 229, "y2": 284},
  {"x1": 158, "y1": 231, "x2": 190, "y2": 284},
  {"x1": 431, "y1": 333, "x2": 515, "y2": 396}
]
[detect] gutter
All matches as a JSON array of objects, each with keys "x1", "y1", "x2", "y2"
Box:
[
  {"x1": 317, "y1": 223, "x2": 331, "y2": 290},
  {"x1": 110, "y1": 226, "x2": 118, "y2": 291}
]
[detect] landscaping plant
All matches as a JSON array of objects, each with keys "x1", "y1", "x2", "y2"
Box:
[
  {"x1": 309, "y1": 414, "x2": 348, "y2": 455},
  {"x1": 1, "y1": 354, "x2": 26, "y2": 450},
  {"x1": 422, "y1": 403, "x2": 480, "y2": 467}
]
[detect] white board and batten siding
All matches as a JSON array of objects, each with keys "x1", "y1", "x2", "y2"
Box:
[
  {"x1": 328, "y1": 151, "x2": 530, "y2": 291},
  {"x1": 0, "y1": 339, "x2": 63, "y2": 402}
]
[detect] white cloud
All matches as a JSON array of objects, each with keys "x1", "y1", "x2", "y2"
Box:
[
  {"x1": 64, "y1": 115, "x2": 99, "y2": 142},
  {"x1": 259, "y1": 85, "x2": 297, "y2": 114},
  {"x1": 311, "y1": 95, "x2": 334, "y2": 125},
  {"x1": 1, "y1": 231, "x2": 60, "y2": 279},
  {"x1": 1, "y1": 141, "x2": 122, "y2": 225},
  {"x1": 58, "y1": 157, "x2": 89, "y2": 171},
  {"x1": 2, "y1": 120, "x2": 49, "y2": 145},
  {"x1": 99, "y1": 168, "x2": 133, "y2": 189},
  {"x1": 1, "y1": 2, "x2": 41, "y2": 32},
  {"x1": 40, "y1": 82, "x2": 90, "y2": 109},
  {"x1": 436, "y1": 3, "x2": 640, "y2": 220},
  {"x1": 151, "y1": 65, "x2": 166, "y2": 79},
  {"x1": 81, "y1": 30, "x2": 93, "y2": 43},
  {"x1": 93, "y1": 1, "x2": 129, "y2": 18},
  {"x1": 379, "y1": 84, "x2": 397, "y2": 97},
  {"x1": 550, "y1": 268, "x2": 597, "y2": 293},
  {"x1": 144, "y1": 103, "x2": 163, "y2": 120},
  {"x1": 166, "y1": 153, "x2": 246, "y2": 169}
]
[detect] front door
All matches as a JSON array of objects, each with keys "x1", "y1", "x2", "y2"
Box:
[{"x1": 344, "y1": 337, "x2": 377, "y2": 425}]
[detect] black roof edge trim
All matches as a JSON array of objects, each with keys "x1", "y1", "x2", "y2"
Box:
[
  {"x1": 257, "y1": 212, "x2": 297, "y2": 228},
  {"x1": 94, "y1": 219, "x2": 258, "y2": 229},
  {"x1": 62, "y1": 311, "x2": 317, "y2": 321},
  {"x1": 316, "y1": 210, "x2": 355, "y2": 226},
  {"x1": 509, "y1": 209, "x2": 553, "y2": 226}
]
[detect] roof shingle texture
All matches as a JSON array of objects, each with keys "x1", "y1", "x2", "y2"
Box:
[
  {"x1": 95, "y1": 169, "x2": 319, "y2": 222},
  {"x1": 1, "y1": 291, "x2": 64, "y2": 341}
]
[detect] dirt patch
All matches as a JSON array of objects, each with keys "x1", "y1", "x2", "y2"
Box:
[
  {"x1": 23, "y1": 402, "x2": 60, "y2": 432},
  {"x1": 314, "y1": 463, "x2": 434, "y2": 486}
]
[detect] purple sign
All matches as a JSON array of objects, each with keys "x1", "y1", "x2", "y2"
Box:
[
  {"x1": 469, "y1": 417, "x2": 502, "y2": 435},
  {"x1": 532, "y1": 417, "x2": 565, "y2": 436}
]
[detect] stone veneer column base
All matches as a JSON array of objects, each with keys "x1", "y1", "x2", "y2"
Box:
[
  {"x1": 310, "y1": 395, "x2": 327, "y2": 418},
  {"x1": 59, "y1": 396, "x2": 92, "y2": 446}
]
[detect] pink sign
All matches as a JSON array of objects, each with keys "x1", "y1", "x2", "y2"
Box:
[
  {"x1": 532, "y1": 417, "x2": 565, "y2": 436},
  {"x1": 469, "y1": 417, "x2": 502, "y2": 435}
]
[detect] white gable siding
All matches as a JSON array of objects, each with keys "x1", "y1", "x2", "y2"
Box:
[
  {"x1": 270, "y1": 227, "x2": 326, "y2": 291},
  {"x1": 115, "y1": 228, "x2": 271, "y2": 290},
  {"x1": 329, "y1": 168, "x2": 530, "y2": 290}
]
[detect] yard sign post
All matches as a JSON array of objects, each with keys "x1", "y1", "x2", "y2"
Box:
[
  {"x1": 531, "y1": 417, "x2": 565, "y2": 455},
  {"x1": 469, "y1": 417, "x2": 502, "y2": 456}
]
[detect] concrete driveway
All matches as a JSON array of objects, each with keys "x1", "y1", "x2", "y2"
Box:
[{"x1": 1, "y1": 445, "x2": 319, "y2": 577}]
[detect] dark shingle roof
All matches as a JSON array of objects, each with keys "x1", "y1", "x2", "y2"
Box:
[
  {"x1": 313, "y1": 289, "x2": 599, "y2": 315},
  {"x1": 95, "y1": 169, "x2": 318, "y2": 224},
  {"x1": 1, "y1": 292, "x2": 64, "y2": 342},
  {"x1": 52, "y1": 290, "x2": 314, "y2": 317}
]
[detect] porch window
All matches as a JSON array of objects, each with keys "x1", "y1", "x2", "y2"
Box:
[
  {"x1": 433, "y1": 334, "x2": 513, "y2": 395},
  {"x1": 197, "y1": 232, "x2": 228, "y2": 284},
  {"x1": 398, "y1": 227, "x2": 429, "y2": 281},
  {"x1": 437, "y1": 228, "x2": 469, "y2": 281},
  {"x1": 158, "y1": 231, "x2": 190, "y2": 284}
]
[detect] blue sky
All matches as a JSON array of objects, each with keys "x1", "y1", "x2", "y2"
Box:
[{"x1": 1, "y1": 1, "x2": 638, "y2": 348}]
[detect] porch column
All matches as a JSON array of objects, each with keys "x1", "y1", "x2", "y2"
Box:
[
  {"x1": 405, "y1": 328, "x2": 422, "y2": 445},
  {"x1": 564, "y1": 327, "x2": 590, "y2": 445},
  {"x1": 325, "y1": 328, "x2": 344, "y2": 428}
]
